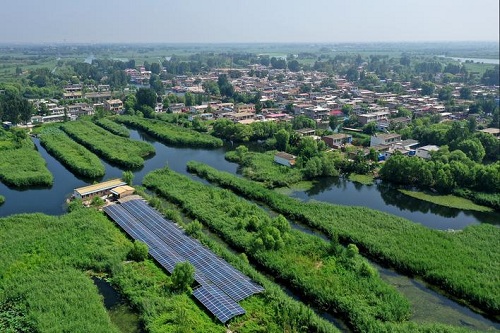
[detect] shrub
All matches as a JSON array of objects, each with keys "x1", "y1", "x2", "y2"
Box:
[{"x1": 127, "y1": 240, "x2": 149, "y2": 262}]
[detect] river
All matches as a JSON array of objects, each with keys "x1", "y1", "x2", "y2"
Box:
[
  {"x1": 0, "y1": 128, "x2": 498, "y2": 330},
  {"x1": 437, "y1": 55, "x2": 499, "y2": 65},
  {"x1": 1, "y1": 129, "x2": 498, "y2": 231}
]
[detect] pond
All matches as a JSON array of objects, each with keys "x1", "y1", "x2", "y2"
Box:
[
  {"x1": 92, "y1": 277, "x2": 143, "y2": 333},
  {"x1": 284, "y1": 177, "x2": 500, "y2": 230}
]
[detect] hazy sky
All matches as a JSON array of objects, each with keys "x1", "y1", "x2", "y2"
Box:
[{"x1": 1, "y1": 0, "x2": 498, "y2": 43}]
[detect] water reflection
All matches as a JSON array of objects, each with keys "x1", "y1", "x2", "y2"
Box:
[
  {"x1": 289, "y1": 177, "x2": 499, "y2": 230},
  {"x1": 1, "y1": 129, "x2": 498, "y2": 230}
]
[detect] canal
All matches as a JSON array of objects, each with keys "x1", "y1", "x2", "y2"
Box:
[
  {"x1": 0, "y1": 127, "x2": 499, "y2": 331},
  {"x1": 1, "y1": 128, "x2": 498, "y2": 231}
]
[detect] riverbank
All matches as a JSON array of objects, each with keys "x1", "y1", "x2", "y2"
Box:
[
  {"x1": 187, "y1": 161, "x2": 500, "y2": 316},
  {"x1": 1, "y1": 206, "x2": 330, "y2": 332}
]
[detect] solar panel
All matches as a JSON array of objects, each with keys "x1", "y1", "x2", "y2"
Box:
[
  {"x1": 104, "y1": 200, "x2": 264, "y2": 323},
  {"x1": 193, "y1": 284, "x2": 246, "y2": 323},
  {"x1": 104, "y1": 204, "x2": 185, "y2": 274},
  {"x1": 119, "y1": 199, "x2": 264, "y2": 301}
]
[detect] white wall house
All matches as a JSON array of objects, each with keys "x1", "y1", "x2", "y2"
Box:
[{"x1": 416, "y1": 145, "x2": 439, "y2": 159}]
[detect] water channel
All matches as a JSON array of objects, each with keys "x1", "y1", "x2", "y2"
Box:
[{"x1": 0, "y1": 128, "x2": 499, "y2": 331}]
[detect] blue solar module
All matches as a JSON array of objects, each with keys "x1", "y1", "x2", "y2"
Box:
[
  {"x1": 104, "y1": 199, "x2": 264, "y2": 323},
  {"x1": 193, "y1": 284, "x2": 246, "y2": 323},
  {"x1": 119, "y1": 199, "x2": 264, "y2": 301}
]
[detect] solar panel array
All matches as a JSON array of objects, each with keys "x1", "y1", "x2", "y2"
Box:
[
  {"x1": 193, "y1": 284, "x2": 246, "y2": 323},
  {"x1": 103, "y1": 199, "x2": 264, "y2": 323}
]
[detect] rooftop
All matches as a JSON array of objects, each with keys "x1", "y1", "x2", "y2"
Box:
[{"x1": 74, "y1": 179, "x2": 126, "y2": 196}]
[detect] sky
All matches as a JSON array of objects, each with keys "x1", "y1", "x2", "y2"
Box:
[{"x1": 0, "y1": 0, "x2": 498, "y2": 44}]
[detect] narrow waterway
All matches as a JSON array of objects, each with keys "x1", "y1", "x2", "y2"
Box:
[
  {"x1": 184, "y1": 175, "x2": 500, "y2": 332},
  {"x1": 201, "y1": 227, "x2": 352, "y2": 332},
  {"x1": 1, "y1": 128, "x2": 498, "y2": 231},
  {"x1": 0, "y1": 127, "x2": 499, "y2": 331},
  {"x1": 92, "y1": 277, "x2": 143, "y2": 333},
  {"x1": 258, "y1": 202, "x2": 500, "y2": 331}
]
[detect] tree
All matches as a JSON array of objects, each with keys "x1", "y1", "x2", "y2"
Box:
[
  {"x1": 19, "y1": 99, "x2": 34, "y2": 124},
  {"x1": 457, "y1": 138, "x2": 485, "y2": 163},
  {"x1": 481, "y1": 66, "x2": 499, "y2": 86},
  {"x1": 149, "y1": 74, "x2": 164, "y2": 94},
  {"x1": 287, "y1": 59, "x2": 300, "y2": 72},
  {"x1": 184, "y1": 92, "x2": 194, "y2": 107},
  {"x1": 459, "y1": 87, "x2": 472, "y2": 100},
  {"x1": 345, "y1": 67, "x2": 359, "y2": 82},
  {"x1": 362, "y1": 122, "x2": 377, "y2": 135},
  {"x1": 438, "y1": 86, "x2": 454, "y2": 102},
  {"x1": 185, "y1": 220, "x2": 203, "y2": 238},
  {"x1": 128, "y1": 240, "x2": 149, "y2": 261},
  {"x1": 466, "y1": 116, "x2": 477, "y2": 133},
  {"x1": 136, "y1": 88, "x2": 157, "y2": 109},
  {"x1": 171, "y1": 262, "x2": 195, "y2": 292},
  {"x1": 420, "y1": 81, "x2": 435, "y2": 96},
  {"x1": 122, "y1": 170, "x2": 134, "y2": 185},
  {"x1": 292, "y1": 115, "x2": 316, "y2": 130},
  {"x1": 150, "y1": 62, "x2": 161, "y2": 74},
  {"x1": 400, "y1": 54, "x2": 411, "y2": 66},
  {"x1": 274, "y1": 129, "x2": 290, "y2": 152},
  {"x1": 202, "y1": 80, "x2": 220, "y2": 96},
  {"x1": 341, "y1": 104, "x2": 353, "y2": 116},
  {"x1": 475, "y1": 131, "x2": 499, "y2": 161},
  {"x1": 329, "y1": 115, "x2": 339, "y2": 131},
  {"x1": 217, "y1": 74, "x2": 234, "y2": 97},
  {"x1": 395, "y1": 107, "x2": 412, "y2": 118}
]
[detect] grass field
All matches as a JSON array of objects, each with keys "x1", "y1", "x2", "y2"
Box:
[
  {"x1": 399, "y1": 189, "x2": 493, "y2": 212},
  {"x1": 348, "y1": 174, "x2": 375, "y2": 185}
]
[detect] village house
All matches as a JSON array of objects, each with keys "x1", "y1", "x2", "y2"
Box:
[
  {"x1": 303, "y1": 105, "x2": 330, "y2": 121},
  {"x1": 168, "y1": 103, "x2": 185, "y2": 114},
  {"x1": 85, "y1": 91, "x2": 112, "y2": 103},
  {"x1": 295, "y1": 128, "x2": 316, "y2": 137},
  {"x1": 274, "y1": 152, "x2": 296, "y2": 167},
  {"x1": 416, "y1": 145, "x2": 440, "y2": 159},
  {"x1": 73, "y1": 179, "x2": 127, "y2": 201},
  {"x1": 104, "y1": 99, "x2": 124, "y2": 113},
  {"x1": 358, "y1": 111, "x2": 390, "y2": 125},
  {"x1": 370, "y1": 133, "x2": 402, "y2": 147},
  {"x1": 480, "y1": 128, "x2": 500, "y2": 139},
  {"x1": 322, "y1": 134, "x2": 353, "y2": 149},
  {"x1": 234, "y1": 103, "x2": 255, "y2": 113}
]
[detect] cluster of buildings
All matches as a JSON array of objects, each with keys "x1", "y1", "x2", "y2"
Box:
[
  {"x1": 24, "y1": 63, "x2": 498, "y2": 166},
  {"x1": 29, "y1": 84, "x2": 124, "y2": 124}
]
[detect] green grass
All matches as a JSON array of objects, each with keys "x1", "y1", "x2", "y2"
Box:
[
  {"x1": 0, "y1": 210, "x2": 129, "y2": 332},
  {"x1": 226, "y1": 150, "x2": 304, "y2": 188},
  {"x1": 0, "y1": 128, "x2": 52, "y2": 187},
  {"x1": 116, "y1": 115, "x2": 223, "y2": 148},
  {"x1": 348, "y1": 174, "x2": 375, "y2": 185},
  {"x1": 143, "y1": 166, "x2": 415, "y2": 332},
  {"x1": 39, "y1": 127, "x2": 105, "y2": 179},
  {"x1": 0, "y1": 200, "x2": 341, "y2": 333},
  {"x1": 462, "y1": 62, "x2": 497, "y2": 76},
  {"x1": 186, "y1": 161, "x2": 500, "y2": 316},
  {"x1": 0, "y1": 196, "x2": 4, "y2": 205},
  {"x1": 0, "y1": 148, "x2": 53, "y2": 187},
  {"x1": 399, "y1": 189, "x2": 493, "y2": 212},
  {"x1": 61, "y1": 120, "x2": 155, "y2": 169},
  {"x1": 95, "y1": 118, "x2": 130, "y2": 137},
  {"x1": 274, "y1": 181, "x2": 315, "y2": 195},
  {"x1": 0, "y1": 208, "x2": 226, "y2": 333}
]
